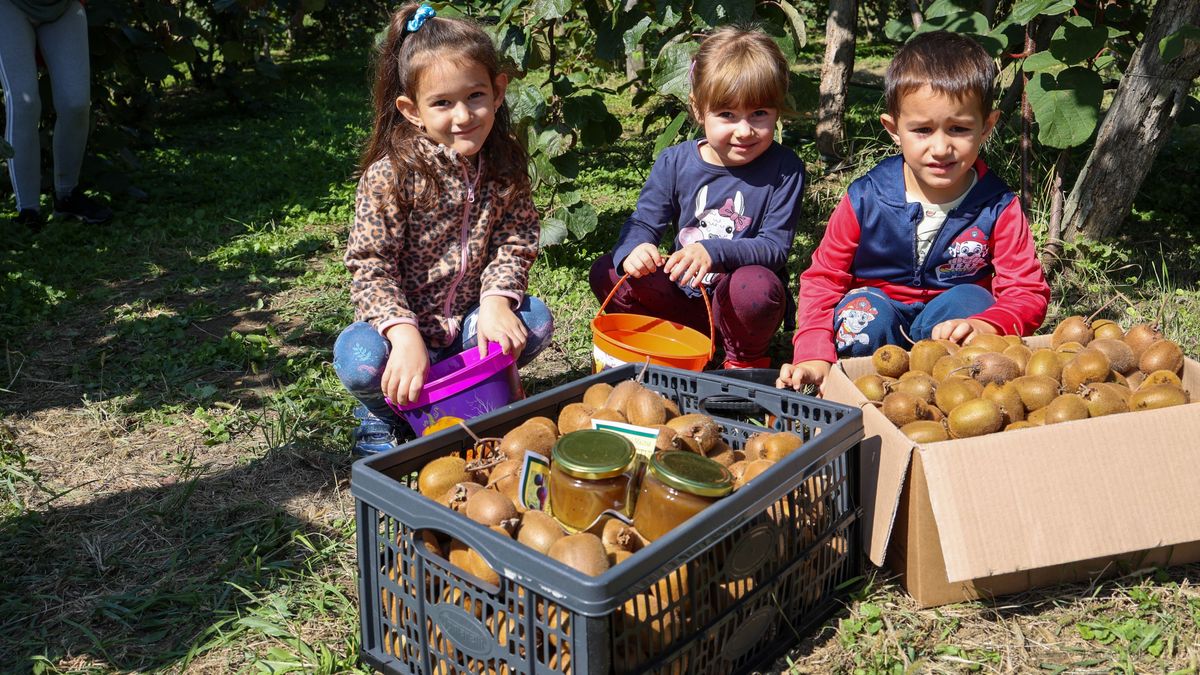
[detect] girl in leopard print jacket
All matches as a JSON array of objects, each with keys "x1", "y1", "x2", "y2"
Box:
[{"x1": 334, "y1": 5, "x2": 554, "y2": 446}]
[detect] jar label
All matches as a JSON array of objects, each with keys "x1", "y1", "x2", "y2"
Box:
[
  {"x1": 591, "y1": 418, "x2": 659, "y2": 462},
  {"x1": 517, "y1": 451, "x2": 551, "y2": 512}
]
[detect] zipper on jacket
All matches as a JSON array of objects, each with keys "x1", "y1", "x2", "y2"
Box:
[{"x1": 442, "y1": 156, "x2": 486, "y2": 337}]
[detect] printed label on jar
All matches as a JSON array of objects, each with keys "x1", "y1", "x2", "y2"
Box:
[
  {"x1": 591, "y1": 418, "x2": 659, "y2": 462},
  {"x1": 517, "y1": 451, "x2": 551, "y2": 512}
]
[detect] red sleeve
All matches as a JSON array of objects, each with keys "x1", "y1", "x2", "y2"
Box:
[
  {"x1": 972, "y1": 198, "x2": 1050, "y2": 335},
  {"x1": 791, "y1": 194, "x2": 859, "y2": 363}
]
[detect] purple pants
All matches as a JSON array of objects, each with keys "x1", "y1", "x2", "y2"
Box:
[{"x1": 589, "y1": 254, "x2": 786, "y2": 364}]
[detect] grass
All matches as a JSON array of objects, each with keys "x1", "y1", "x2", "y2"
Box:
[{"x1": 1, "y1": 46, "x2": 1198, "y2": 674}]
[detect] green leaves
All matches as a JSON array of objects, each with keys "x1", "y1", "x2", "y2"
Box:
[
  {"x1": 1027, "y1": 67, "x2": 1102, "y2": 148},
  {"x1": 1159, "y1": 24, "x2": 1200, "y2": 63},
  {"x1": 652, "y1": 41, "x2": 698, "y2": 102},
  {"x1": 540, "y1": 202, "x2": 598, "y2": 246},
  {"x1": 1049, "y1": 16, "x2": 1109, "y2": 66},
  {"x1": 506, "y1": 80, "x2": 547, "y2": 124},
  {"x1": 654, "y1": 112, "x2": 689, "y2": 158},
  {"x1": 1010, "y1": 0, "x2": 1075, "y2": 26},
  {"x1": 776, "y1": 0, "x2": 807, "y2": 49},
  {"x1": 530, "y1": 0, "x2": 573, "y2": 21}
]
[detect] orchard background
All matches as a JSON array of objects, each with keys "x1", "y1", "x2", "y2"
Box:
[{"x1": 1, "y1": 0, "x2": 1198, "y2": 672}]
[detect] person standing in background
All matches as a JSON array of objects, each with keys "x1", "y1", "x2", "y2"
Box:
[{"x1": 0, "y1": 0, "x2": 113, "y2": 230}]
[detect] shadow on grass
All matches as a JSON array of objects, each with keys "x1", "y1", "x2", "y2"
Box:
[
  {"x1": 0, "y1": 54, "x2": 369, "y2": 417},
  {"x1": 0, "y1": 446, "x2": 360, "y2": 672}
]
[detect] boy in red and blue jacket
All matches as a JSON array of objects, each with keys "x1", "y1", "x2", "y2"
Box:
[{"x1": 779, "y1": 31, "x2": 1049, "y2": 392}]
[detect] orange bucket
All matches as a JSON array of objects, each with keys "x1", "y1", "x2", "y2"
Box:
[{"x1": 591, "y1": 273, "x2": 715, "y2": 372}]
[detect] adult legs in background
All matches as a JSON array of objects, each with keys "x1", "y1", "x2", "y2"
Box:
[
  {"x1": 0, "y1": 0, "x2": 43, "y2": 214},
  {"x1": 711, "y1": 265, "x2": 786, "y2": 367},
  {"x1": 37, "y1": 2, "x2": 92, "y2": 203},
  {"x1": 909, "y1": 284, "x2": 997, "y2": 340}
]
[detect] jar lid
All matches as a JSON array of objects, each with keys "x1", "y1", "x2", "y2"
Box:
[
  {"x1": 552, "y1": 430, "x2": 635, "y2": 479},
  {"x1": 649, "y1": 451, "x2": 734, "y2": 497}
]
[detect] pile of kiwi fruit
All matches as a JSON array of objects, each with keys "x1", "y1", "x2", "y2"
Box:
[
  {"x1": 853, "y1": 316, "x2": 1192, "y2": 442},
  {"x1": 387, "y1": 378, "x2": 818, "y2": 673}
]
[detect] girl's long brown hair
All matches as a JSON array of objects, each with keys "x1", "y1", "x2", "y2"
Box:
[{"x1": 359, "y1": 4, "x2": 530, "y2": 209}]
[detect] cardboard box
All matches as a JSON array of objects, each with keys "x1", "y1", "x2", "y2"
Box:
[{"x1": 824, "y1": 335, "x2": 1200, "y2": 607}]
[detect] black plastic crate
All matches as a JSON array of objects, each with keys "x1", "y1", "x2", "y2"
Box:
[{"x1": 353, "y1": 364, "x2": 863, "y2": 675}]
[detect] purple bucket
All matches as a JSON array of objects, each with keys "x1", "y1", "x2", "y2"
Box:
[{"x1": 387, "y1": 343, "x2": 517, "y2": 437}]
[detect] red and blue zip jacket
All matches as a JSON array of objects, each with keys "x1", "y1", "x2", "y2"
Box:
[{"x1": 792, "y1": 155, "x2": 1050, "y2": 364}]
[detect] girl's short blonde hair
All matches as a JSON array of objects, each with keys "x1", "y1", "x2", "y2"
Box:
[{"x1": 690, "y1": 26, "x2": 791, "y2": 119}]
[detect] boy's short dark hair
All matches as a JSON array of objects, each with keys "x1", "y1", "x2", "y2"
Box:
[{"x1": 884, "y1": 31, "x2": 997, "y2": 118}]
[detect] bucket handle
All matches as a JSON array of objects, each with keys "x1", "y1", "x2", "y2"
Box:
[{"x1": 596, "y1": 272, "x2": 716, "y2": 362}]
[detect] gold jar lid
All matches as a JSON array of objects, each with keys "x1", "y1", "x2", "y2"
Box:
[
  {"x1": 552, "y1": 430, "x2": 635, "y2": 479},
  {"x1": 648, "y1": 451, "x2": 734, "y2": 497}
]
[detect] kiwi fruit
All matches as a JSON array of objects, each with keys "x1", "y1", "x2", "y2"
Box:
[
  {"x1": 726, "y1": 460, "x2": 749, "y2": 485},
  {"x1": 761, "y1": 431, "x2": 804, "y2": 461},
  {"x1": 853, "y1": 373, "x2": 889, "y2": 402},
  {"x1": 1125, "y1": 370, "x2": 1146, "y2": 390},
  {"x1": 418, "y1": 456, "x2": 473, "y2": 500},
  {"x1": 499, "y1": 422, "x2": 556, "y2": 458},
  {"x1": 872, "y1": 345, "x2": 910, "y2": 378},
  {"x1": 969, "y1": 352, "x2": 1022, "y2": 386},
  {"x1": 1141, "y1": 369, "x2": 1183, "y2": 389},
  {"x1": 1130, "y1": 383, "x2": 1191, "y2": 411},
  {"x1": 967, "y1": 334, "x2": 1011, "y2": 353},
  {"x1": 608, "y1": 549, "x2": 635, "y2": 566},
  {"x1": 910, "y1": 339, "x2": 952, "y2": 374},
  {"x1": 448, "y1": 539, "x2": 501, "y2": 586},
  {"x1": 465, "y1": 489, "x2": 520, "y2": 530},
  {"x1": 1024, "y1": 348, "x2": 1063, "y2": 382},
  {"x1": 626, "y1": 388, "x2": 668, "y2": 426},
  {"x1": 893, "y1": 372, "x2": 937, "y2": 404},
  {"x1": 599, "y1": 517, "x2": 641, "y2": 553},
  {"x1": 1091, "y1": 319, "x2": 1124, "y2": 341},
  {"x1": 900, "y1": 419, "x2": 950, "y2": 443},
  {"x1": 665, "y1": 414, "x2": 721, "y2": 454},
  {"x1": 1052, "y1": 315, "x2": 1094, "y2": 348},
  {"x1": 1080, "y1": 384, "x2": 1129, "y2": 417},
  {"x1": 486, "y1": 459, "x2": 526, "y2": 511},
  {"x1": 931, "y1": 354, "x2": 970, "y2": 382},
  {"x1": 934, "y1": 376, "x2": 983, "y2": 414},
  {"x1": 653, "y1": 425, "x2": 684, "y2": 452},
  {"x1": 1025, "y1": 407, "x2": 1047, "y2": 425},
  {"x1": 982, "y1": 381, "x2": 1025, "y2": 424},
  {"x1": 558, "y1": 402, "x2": 595, "y2": 434},
  {"x1": 1123, "y1": 323, "x2": 1164, "y2": 360},
  {"x1": 743, "y1": 432, "x2": 768, "y2": 461},
  {"x1": 1003, "y1": 343, "x2": 1033, "y2": 371},
  {"x1": 583, "y1": 382, "x2": 614, "y2": 408},
  {"x1": 591, "y1": 407, "x2": 628, "y2": 423},
  {"x1": 736, "y1": 459, "x2": 775, "y2": 488},
  {"x1": 661, "y1": 396, "x2": 681, "y2": 420},
  {"x1": 524, "y1": 415, "x2": 560, "y2": 438},
  {"x1": 441, "y1": 481, "x2": 484, "y2": 512},
  {"x1": 705, "y1": 440, "x2": 742, "y2": 467},
  {"x1": 1138, "y1": 339, "x2": 1184, "y2": 376},
  {"x1": 517, "y1": 510, "x2": 566, "y2": 554},
  {"x1": 947, "y1": 398, "x2": 1004, "y2": 438},
  {"x1": 880, "y1": 391, "x2": 934, "y2": 427},
  {"x1": 605, "y1": 380, "x2": 645, "y2": 416},
  {"x1": 547, "y1": 533, "x2": 611, "y2": 576},
  {"x1": 1061, "y1": 349, "x2": 1112, "y2": 392},
  {"x1": 1087, "y1": 338, "x2": 1137, "y2": 375},
  {"x1": 1042, "y1": 394, "x2": 1090, "y2": 424},
  {"x1": 1011, "y1": 374, "x2": 1060, "y2": 411},
  {"x1": 1005, "y1": 420, "x2": 1038, "y2": 431},
  {"x1": 956, "y1": 344, "x2": 990, "y2": 362}
]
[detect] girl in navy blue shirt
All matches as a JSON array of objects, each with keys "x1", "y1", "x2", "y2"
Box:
[{"x1": 589, "y1": 25, "x2": 805, "y2": 369}]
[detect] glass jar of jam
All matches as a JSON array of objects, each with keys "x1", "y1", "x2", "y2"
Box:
[
  {"x1": 549, "y1": 430, "x2": 636, "y2": 532},
  {"x1": 632, "y1": 451, "x2": 734, "y2": 542}
]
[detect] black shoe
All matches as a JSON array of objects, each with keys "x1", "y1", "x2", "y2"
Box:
[
  {"x1": 14, "y1": 209, "x2": 45, "y2": 232},
  {"x1": 53, "y1": 188, "x2": 113, "y2": 225}
]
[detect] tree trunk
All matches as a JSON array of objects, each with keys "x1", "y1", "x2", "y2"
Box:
[
  {"x1": 1061, "y1": 0, "x2": 1200, "y2": 242},
  {"x1": 816, "y1": 0, "x2": 857, "y2": 161},
  {"x1": 908, "y1": 0, "x2": 923, "y2": 29}
]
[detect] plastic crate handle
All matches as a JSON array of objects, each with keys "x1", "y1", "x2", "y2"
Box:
[{"x1": 596, "y1": 272, "x2": 716, "y2": 362}]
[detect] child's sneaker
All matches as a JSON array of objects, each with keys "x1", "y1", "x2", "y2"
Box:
[
  {"x1": 53, "y1": 188, "x2": 113, "y2": 225},
  {"x1": 13, "y1": 209, "x2": 45, "y2": 232},
  {"x1": 351, "y1": 405, "x2": 411, "y2": 456}
]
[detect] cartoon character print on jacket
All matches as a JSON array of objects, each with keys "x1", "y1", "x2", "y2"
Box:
[
  {"x1": 678, "y1": 185, "x2": 752, "y2": 285},
  {"x1": 936, "y1": 226, "x2": 990, "y2": 282},
  {"x1": 835, "y1": 295, "x2": 879, "y2": 350}
]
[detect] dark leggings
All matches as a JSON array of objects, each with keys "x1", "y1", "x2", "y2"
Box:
[{"x1": 589, "y1": 254, "x2": 786, "y2": 364}]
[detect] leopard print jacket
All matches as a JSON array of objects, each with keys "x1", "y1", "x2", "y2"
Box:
[{"x1": 345, "y1": 139, "x2": 540, "y2": 349}]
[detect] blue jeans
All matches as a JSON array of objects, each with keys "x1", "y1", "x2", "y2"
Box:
[
  {"x1": 333, "y1": 297, "x2": 555, "y2": 425},
  {"x1": 832, "y1": 285, "x2": 995, "y2": 358}
]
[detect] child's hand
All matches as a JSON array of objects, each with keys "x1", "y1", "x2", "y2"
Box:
[
  {"x1": 622, "y1": 243, "x2": 664, "y2": 278},
  {"x1": 477, "y1": 296, "x2": 528, "y2": 359},
  {"x1": 931, "y1": 318, "x2": 997, "y2": 345},
  {"x1": 777, "y1": 360, "x2": 832, "y2": 394},
  {"x1": 382, "y1": 324, "x2": 429, "y2": 407},
  {"x1": 664, "y1": 243, "x2": 712, "y2": 288}
]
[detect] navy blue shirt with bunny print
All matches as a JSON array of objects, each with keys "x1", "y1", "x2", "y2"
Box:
[{"x1": 610, "y1": 139, "x2": 806, "y2": 299}]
